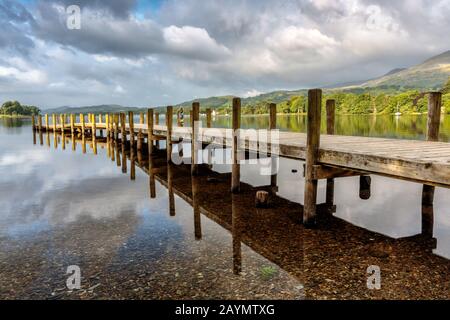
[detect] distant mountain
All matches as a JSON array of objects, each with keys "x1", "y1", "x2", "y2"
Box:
[
  {"x1": 342, "y1": 50, "x2": 450, "y2": 90},
  {"x1": 45, "y1": 104, "x2": 141, "y2": 114}
]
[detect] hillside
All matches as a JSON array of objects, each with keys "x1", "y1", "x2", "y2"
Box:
[{"x1": 45, "y1": 104, "x2": 141, "y2": 114}]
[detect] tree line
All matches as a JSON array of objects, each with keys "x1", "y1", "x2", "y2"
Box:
[{"x1": 0, "y1": 101, "x2": 41, "y2": 116}]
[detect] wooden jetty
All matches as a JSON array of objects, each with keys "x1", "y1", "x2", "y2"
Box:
[{"x1": 32, "y1": 89, "x2": 450, "y2": 228}]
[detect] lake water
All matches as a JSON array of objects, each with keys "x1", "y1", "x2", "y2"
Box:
[{"x1": 0, "y1": 115, "x2": 449, "y2": 299}]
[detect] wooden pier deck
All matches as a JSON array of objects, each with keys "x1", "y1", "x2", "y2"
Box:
[{"x1": 32, "y1": 89, "x2": 449, "y2": 227}]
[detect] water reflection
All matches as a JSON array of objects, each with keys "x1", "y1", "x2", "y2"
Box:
[{"x1": 1, "y1": 119, "x2": 450, "y2": 299}]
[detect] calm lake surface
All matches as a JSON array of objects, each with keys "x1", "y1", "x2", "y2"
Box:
[{"x1": 0, "y1": 114, "x2": 450, "y2": 299}]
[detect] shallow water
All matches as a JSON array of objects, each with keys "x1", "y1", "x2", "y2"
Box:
[{"x1": 0, "y1": 116, "x2": 449, "y2": 299}]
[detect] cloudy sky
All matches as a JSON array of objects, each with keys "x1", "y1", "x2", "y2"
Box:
[{"x1": 1, "y1": 0, "x2": 449, "y2": 109}]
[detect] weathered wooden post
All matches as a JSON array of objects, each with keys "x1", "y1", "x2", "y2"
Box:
[
  {"x1": 155, "y1": 112, "x2": 160, "y2": 149},
  {"x1": 422, "y1": 92, "x2": 442, "y2": 237},
  {"x1": 37, "y1": 115, "x2": 42, "y2": 131},
  {"x1": 31, "y1": 115, "x2": 36, "y2": 130},
  {"x1": 120, "y1": 113, "x2": 126, "y2": 145},
  {"x1": 303, "y1": 89, "x2": 322, "y2": 227},
  {"x1": 147, "y1": 108, "x2": 154, "y2": 156},
  {"x1": 231, "y1": 98, "x2": 241, "y2": 193},
  {"x1": 105, "y1": 114, "x2": 110, "y2": 137},
  {"x1": 52, "y1": 114, "x2": 57, "y2": 132},
  {"x1": 269, "y1": 103, "x2": 277, "y2": 190},
  {"x1": 167, "y1": 106, "x2": 173, "y2": 163},
  {"x1": 326, "y1": 99, "x2": 335, "y2": 206},
  {"x1": 80, "y1": 113, "x2": 85, "y2": 135},
  {"x1": 191, "y1": 102, "x2": 200, "y2": 175},
  {"x1": 60, "y1": 114, "x2": 65, "y2": 135},
  {"x1": 92, "y1": 113, "x2": 97, "y2": 155},
  {"x1": 45, "y1": 114, "x2": 49, "y2": 131},
  {"x1": 70, "y1": 114, "x2": 75, "y2": 135},
  {"x1": 137, "y1": 112, "x2": 144, "y2": 151},
  {"x1": 129, "y1": 111, "x2": 135, "y2": 148},
  {"x1": 114, "y1": 114, "x2": 119, "y2": 141},
  {"x1": 206, "y1": 108, "x2": 212, "y2": 128}
]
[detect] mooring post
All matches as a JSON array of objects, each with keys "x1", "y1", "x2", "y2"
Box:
[
  {"x1": 105, "y1": 114, "x2": 109, "y2": 137},
  {"x1": 80, "y1": 113, "x2": 85, "y2": 135},
  {"x1": 326, "y1": 99, "x2": 335, "y2": 206},
  {"x1": 114, "y1": 114, "x2": 119, "y2": 141},
  {"x1": 167, "y1": 106, "x2": 173, "y2": 163},
  {"x1": 206, "y1": 108, "x2": 212, "y2": 128},
  {"x1": 60, "y1": 114, "x2": 65, "y2": 135},
  {"x1": 92, "y1": 113, "x2": 97, "y2": 155},
  {"x1": 422, "y1": 92, "x2": 442, "y2": 237},
  {"x1": 155, "y1": 112, "x2": 160, "y2": 149},
  {"x1": 147, "y1": 108, "x2": 154, "y2": 156},
  {"x1": 231, "y1": 97, "x2": 241, "y2": 193},
  {"x1": 45, "y1": 114, "x2": 49, "y2": 131},
  {"x1": 191, "y1": 102, "x2": 200, "y2": 175},
  {"x1": 38, "y1": 115, "x2": 42, "y2": 132},
  {"x1": 129, "y1": 111, "x2": 135, "y2": 148},
  {"x1": 52, "y1": 114, "x2": 57, "y2": 132},
  {"x1": 70, "y1": 114, "x2": 75, "y2": 135},
  {"x1": 269, "y1": 103, "x2": 278, "y2": 190},
  {"x1": 31, "y1": 115, "x2": 36, "y2": 131},
  {"x1": 138, "y1": 112, "x2": 144, "y2": 151},
  {"x1": 303, "y1": 89, "x2": 322, "y2": 226},
  {"x1": 120, "y1": 113, "x2": 126, "y2": 145}
]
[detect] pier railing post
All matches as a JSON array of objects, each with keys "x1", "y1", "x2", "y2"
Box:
[
  {"x1": 147, "y1": 108, "x2": 154, "y2": 156},
  {"x1": 231, "y1": 97, "x2": 241, "y2": 193},
  {"x1": 303, "y1": 89, "x2": 322, "y2": 226},
  {"x1": 167, "y1": 106, "x2": 173, "y2": 163},
  {"x1": 325, "y1": 99, "x2": 335, "y2": 206},
  {"x1": 191, "y1": 102, "x2": 200, "y2": 175},
  {"x1": 129, "y1": 111, "x2": 135, "y2": 148},
  {"x1": 269, "y1": 103, "x2": 277, "y2": 190},
  {"x1": 422, "y1": 92, "x2": 442, "y2": 237}
]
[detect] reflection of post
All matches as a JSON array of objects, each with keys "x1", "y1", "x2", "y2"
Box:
[
  {"x1": 192, "y1": 175, "x2": 202, "y2": 239},
  {"x1": 33, "y1": 129, "x2": 36, "y2": 145},
  {"x1": 82, "y1": 133, "x2": 86, "y2": 154},
  {"x1": 46, "y1": 131, "x2": 50, "y2": 147},
  {"x1": 130, "y1": 147, "x2": 136, "y2": 180},
  {"x1": 39, "y1": 129, "x2": 43, "y2": 146},
  {"x1": 167, "y1": 106, "x2": 173, "y2": 163},
  {"x1": 111, "y1": 138, "x2": 115, "y2": 162},
  {"x1": 147, "y1": 108, "x2": 154, "y2": 156},
  {"x1": 231, "y1": 98, "x2": 241, "y2": 193},
  {"x1": 71, "y1": 133, "x2": 76, "y2": 151},
  {"x1": 326, "y1": 100, "x2": 335, "y2": 206},
  {"x1": 121, "y1": 137, "x2": 127, "y2": 174},
  {"x1": 168, "y1": 163, "x2": 176, "y2": 216},
  {"x1": 149, "y1": 153, "x2": 156, "y2": 198},
  {"x1": 422, "y1": 92, "x2": 442, "y2": 237},
  {"x1": 303, "y1": 89, "x2": 322, "y2": 227},
  {"x1": 191, "y1": 102, "x2": 200, "y2": 175},
  {"x1": 92, "y1": 113, "x2": 97, "y2": 155},
  {"x1": 269, "y1": 103, "x2": 277, "y2": 191},
  {"x1": 232, "y1": 194, "x2": 242, "y2": 275}
]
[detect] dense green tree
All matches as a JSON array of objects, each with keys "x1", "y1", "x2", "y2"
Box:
[{"x1": 0, "y1": 101, "x2": 41, "y2": 116}]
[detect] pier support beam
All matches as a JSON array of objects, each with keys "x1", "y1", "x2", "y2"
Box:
[
  {"x1": 303, "y1": 89, "x2": 322, "y2": 227},
  {"x1": 422, "y1": 92, "x2": 442, "y2": 237},
  {"x1": 231, "y1": 97, "x2": 241, "y2": 193},
  {"x1": 269, "y1": 103, "x2": 278, "y2": 191},
  {"x1": 191, "y1": 102, "x2": 200, "y2": 175},
  {"x1": 325, "y1": 99, "x2": 335, "y2": 206},
  {"x1": 167, "y1": 106, "x2": 173, "y2": 163},
  {"x1": 147, "y1": 108, "x2": 154, "y2": 156}
]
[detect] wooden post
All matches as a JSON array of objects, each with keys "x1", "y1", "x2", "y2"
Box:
[
  {"x1": 120, "y1": 113, "x2": 126, "y2": 145},
  {"x1": 326, "y1": 99, "x2": 335, "y2": 206},
  {"x1": 105, "y1": 114, "x2": 109, "y2": 137},
  {"x1": 231, "y1": 98, "x2": 241, "y2": 193},
  {"x1": 31, "y1": 115, "x2": 36, "y2": 130},
  {"x1": 206, "y1": 108, "x2": 212, "y2": 128},
  {"x1": 137, "y1": 113, "x2": 143, "y2": 151},
  {"x1": 191, "y1": 102, "x2": 200, "y2": 175},
  {"x1": 92, "y1": 113, "x2": 97, "y2": 155},
  {"x1": 70, "y1": 114, "x2": 75, "y2": 135},
  {"x1": 303, "y1": 89, "x2": 322, "y2": 226},
  {"x1": 269, "y1": 103, "x2": 277, "y2": 190},
  {"x1": 52, "y1": 114, "x2": 57, "y2": 132},
  {"x1": 80, "y1": 113, "x2": 85, "y2": 135},
  {"x1": 45, "y1": 114, "x2": 49, "y2": 131},
  {"x1": 167, "y1": 106, "x2": 173, "y2": 163},
  {"x1": 129, "y1": 111, "x2": 135, "y2": 149},
  {"x1": 114, "y1": 114, "x2": 119, "y2": 141},
  {"x1": 147, "y1": 108, "x2": 154, "y2": 156},
  {"x1": 422, "y1": 92, "x2": 442, "y2": 236},
  {"x1": 38, "y1": 115, "x2": 42, "y2": 131},
  {"x1": 60, "y1": 114, "x2": 65, "y2": 134},
  {"x1": 155, "y1": 112, "x2": 160, "y2": 149}
]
